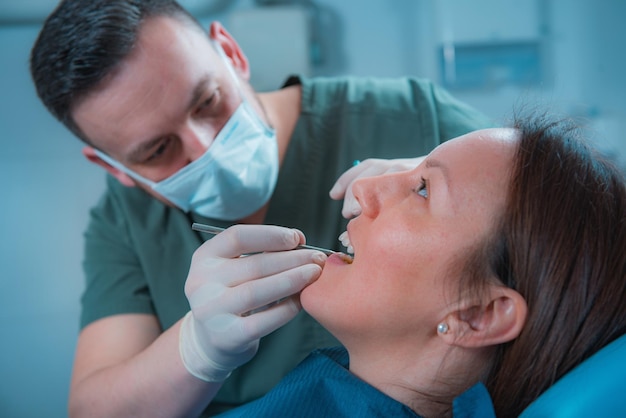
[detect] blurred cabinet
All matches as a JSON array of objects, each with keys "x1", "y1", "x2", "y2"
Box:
[
  {"x1": 437, "y1": 0, "x2": 543, "y2": 90},
  {"x1": 438, "y1": 0, "x2": 541, "y2": 43}
]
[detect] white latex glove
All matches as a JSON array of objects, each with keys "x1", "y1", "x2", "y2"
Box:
[
  {"x1": 179, "y1": 224, "x2": 325, "y2": 382},
  {"x1": 329, "y1": 157, "x2": 425, "y2": 218}
]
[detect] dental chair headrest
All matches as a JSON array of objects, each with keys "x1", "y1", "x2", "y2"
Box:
[{"x1": 519, "y1": 333, "x2": 626, "y2": 417}]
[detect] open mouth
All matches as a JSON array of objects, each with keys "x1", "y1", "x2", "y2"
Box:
[{"x1": 338, "y1": 231, "x2": 354, "y2": 264}]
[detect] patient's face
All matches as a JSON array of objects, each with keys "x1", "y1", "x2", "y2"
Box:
[{"x1": 302, "y1": 128, "x2": 518, "y2": 345}]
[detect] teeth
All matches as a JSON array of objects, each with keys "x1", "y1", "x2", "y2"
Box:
[{"x1": 338, "y1": 231, "x2": 354, "y2": 255}]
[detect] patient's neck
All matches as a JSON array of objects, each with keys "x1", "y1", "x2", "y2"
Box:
[{"x1": 346, "y1": 340, "x2": 489, "y2": 418}]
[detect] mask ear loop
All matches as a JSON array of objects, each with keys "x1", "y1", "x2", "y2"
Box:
[
  {"x1": 93, "y1": 149, "x2": 157, "y2": 188},
  {"x1": 211, "y1": 40, "x2": 274, "y2": 134},
  {"x1": 211, "y1": 40, "x2": 244, "y2": 98}
]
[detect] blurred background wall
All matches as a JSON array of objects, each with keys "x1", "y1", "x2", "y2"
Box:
[{"x1": 1, "y1": 0, "x2": 624, "y2": 416}]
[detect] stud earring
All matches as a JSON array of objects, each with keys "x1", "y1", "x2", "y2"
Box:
[{"x1": 437, "y1": 323, "x2": 449, "y2": 334}]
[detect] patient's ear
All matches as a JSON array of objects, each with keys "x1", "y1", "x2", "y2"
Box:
[
  {"x1": 440, "y1": 285, "x2": 528, "y2": 348},
  {"x1": 82, "y1": 146, "x2": 136, "y2": 187}
]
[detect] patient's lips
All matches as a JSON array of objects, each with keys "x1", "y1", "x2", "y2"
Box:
[
  {"x1": 337, "y1": 252, "x2": 353, "y2": 264},
  {"x1": 337, "y1": 231, "x2": 354, "y2": 264}
]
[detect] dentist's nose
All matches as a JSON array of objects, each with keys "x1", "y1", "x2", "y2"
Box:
[{"x1": 180, "y1": 123, "x2": 213, "y2": 162}]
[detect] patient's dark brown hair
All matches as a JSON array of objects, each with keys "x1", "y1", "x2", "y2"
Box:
[{"x1": 468, "y1": 114, "x2": 626, "y2": 416}]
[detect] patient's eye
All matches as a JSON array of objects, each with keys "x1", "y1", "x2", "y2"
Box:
[{"x1": 416, "y1": 177, "x2": 428, "y2": 198}]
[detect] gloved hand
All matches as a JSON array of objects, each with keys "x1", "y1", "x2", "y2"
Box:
[
  {"x1": 329, "y1": 157, "x2": 425, "y2": 218},
  {"x1": 179, "y1": 224, "x2": 326, "y2": 382}
]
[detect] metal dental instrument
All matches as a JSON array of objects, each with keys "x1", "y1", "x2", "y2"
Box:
[{"x1": 191, "y1": 222, "x2": 337, "y2": 255}]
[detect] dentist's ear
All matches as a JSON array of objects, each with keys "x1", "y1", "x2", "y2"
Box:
[
  {"x1": 82, "y1": 146, "x2": 136, "y2": 187},
  {"x1": 439, "y1": 285, "x2": 528, "y2": 348},
  {"x1": 208, "y1": 21, "x2": 250, "y2": 81}
]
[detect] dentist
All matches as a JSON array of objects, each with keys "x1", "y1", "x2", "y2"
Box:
[{"x1": 30, "y1": 0, "x2": 492, "y2": 416}]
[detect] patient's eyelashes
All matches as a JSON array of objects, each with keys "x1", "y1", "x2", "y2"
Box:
[{"x1": 416, "y1": 177, "x2": 428, "y2": 199}]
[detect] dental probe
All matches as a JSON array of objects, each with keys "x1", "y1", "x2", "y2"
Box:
[{"x1": 191, "y1": 222, "x2": 337, "y2": 255}]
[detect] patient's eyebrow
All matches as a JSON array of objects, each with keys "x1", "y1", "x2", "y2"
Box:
[
  {"x1": 425, "y1": 158, "x2": 450, "y2": 185},
  {"x1": 425, "y1": 158, "x2": 456, "y2": 213}
]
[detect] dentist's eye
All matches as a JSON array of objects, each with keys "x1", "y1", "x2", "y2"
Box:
[
  {"x1": 196, "y1": 88, "x2": 220, "y2": 117},
  {"x1": 198, "y1": 94, "x2": 215, "y2": 112},
  {"x1": 146, "y1": 136, "x2": 173, "y2": 162},
  {"x1": 415, "y1": 177, "x2": 428, "y2": 199}
]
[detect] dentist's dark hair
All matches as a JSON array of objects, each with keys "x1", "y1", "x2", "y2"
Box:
[
  {"x1": 30, "y1": 0, "x2": 204, "y2": 144},
  {"x1": 462, "y1": 114, "x2": 626, "y2": 416}
]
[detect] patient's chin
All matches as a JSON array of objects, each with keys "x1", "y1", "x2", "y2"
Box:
[
  {"x1": 300, "y1": 276, "x2": 326, "y2": 316},
  {"x1": 300, "y1": 264, "x2": 344, "y2": 322}
]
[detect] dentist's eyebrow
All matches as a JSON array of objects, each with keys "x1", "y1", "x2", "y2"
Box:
[{"x1": 125, "y1": 76, "x2": 212, "y2": 163}]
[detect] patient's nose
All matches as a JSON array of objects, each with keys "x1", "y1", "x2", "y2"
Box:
[
  {"x1": 352, "y1": 176, "x2": 384, "y2": 218},
  {"x1": 352, "y1": 172, "x2": 409, "y2": 218}
]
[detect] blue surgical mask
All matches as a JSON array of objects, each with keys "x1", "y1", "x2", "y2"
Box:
[{"x1": 94, "y1": 44, "x2": 279, "y2": 221}]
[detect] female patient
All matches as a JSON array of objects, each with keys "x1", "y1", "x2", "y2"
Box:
[{"x1": 216, "y1": 115, "x2": 626, "y2": 417}]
